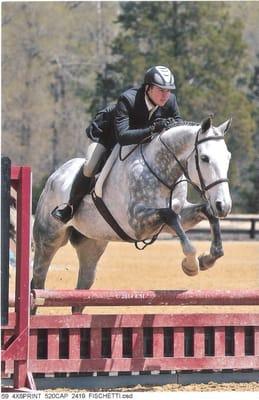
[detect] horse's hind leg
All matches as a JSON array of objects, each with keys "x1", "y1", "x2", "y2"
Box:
[
  {"x1": 32, "y1": 227, "x2": 70, "y2": 289},
  {"x1": 32, "y1": 242, "x2": 58, "y2": 290},
  {"x1": 31, "y1": 226, "x2": 71, "y2": 314},
  {"x1": 70, "y1": 230, "x2": 108, "y2": 313}
]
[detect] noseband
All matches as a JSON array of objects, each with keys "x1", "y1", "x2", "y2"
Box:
[{"x1": 141, "y1": 128, "x2": 229, "y2": 200}]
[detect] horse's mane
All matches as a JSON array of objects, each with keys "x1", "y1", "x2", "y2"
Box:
[{"x1": 166, "y1": 118, "x2": 199, "y2": 130}]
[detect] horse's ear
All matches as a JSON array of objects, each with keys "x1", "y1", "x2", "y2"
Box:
[
  {"x1": 218, "y1": 118, "x2": 232, "y2": 135},
  {"x1": 201, "y1": 117, "x2": 212, "y2": 133}
]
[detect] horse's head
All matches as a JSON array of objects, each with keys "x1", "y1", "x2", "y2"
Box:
[{"x1": 188, "y1": 117, "x2": 232, "y2": 218}]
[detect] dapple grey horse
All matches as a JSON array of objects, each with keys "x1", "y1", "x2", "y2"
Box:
[{"x1": 32, "y1": 117, "x2": 232, "y2": 312}]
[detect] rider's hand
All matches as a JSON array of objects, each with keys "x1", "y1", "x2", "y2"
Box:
[{"x1": 150, "y1": 118, "x2": 170, "y2": 133}]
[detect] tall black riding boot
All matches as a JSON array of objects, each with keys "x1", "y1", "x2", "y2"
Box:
[{"x1": 51, "y1": 165, "x2": 92, "y2": 224}]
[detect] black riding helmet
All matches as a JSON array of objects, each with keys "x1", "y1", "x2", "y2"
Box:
[{"x1": 144, "y1": 66, "x2": 176, "y2": 90}]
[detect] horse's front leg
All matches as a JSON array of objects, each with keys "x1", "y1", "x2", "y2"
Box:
[
  {"x1": 159, "y1": 208, "x2": 199, "y2": 276},
  {"x1": 198, "y1": 206, "x2": 224, "y2": 270},
  {"x1": 180, "y1": 203, "x2": 224, "y2": 271},
  {"x1": 131, "y1": 204, "x2": 199, "y2": 276}
]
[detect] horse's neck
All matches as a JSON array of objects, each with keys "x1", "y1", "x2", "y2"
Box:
[
  {"x1": 162, "y1": 125, "x2": 197, "y2": 157},
  {"x1": 145, "y1": 126, "x2": 197, "y2": 185}
]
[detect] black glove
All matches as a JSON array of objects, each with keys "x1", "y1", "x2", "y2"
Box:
[{"x1": 150, "y1": 118, "x2": 170, "y2": 133}]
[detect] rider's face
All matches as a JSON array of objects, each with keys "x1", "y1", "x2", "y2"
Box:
[{"x1": 148, "y1": 85, "x2": 172, "y2": 106}]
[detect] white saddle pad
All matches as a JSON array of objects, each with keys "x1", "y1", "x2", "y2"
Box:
[{"x1": 94, "y1": 145, "x2": 120, "y2": 198}]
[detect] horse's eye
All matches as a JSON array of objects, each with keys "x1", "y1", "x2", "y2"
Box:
[{"x1": 200, "y1": 155, "x2": 210, "y2": 163}]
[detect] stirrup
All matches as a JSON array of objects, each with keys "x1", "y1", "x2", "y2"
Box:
[{"x1": 51, "y1": 203, "x2": 74, "y2": 223}]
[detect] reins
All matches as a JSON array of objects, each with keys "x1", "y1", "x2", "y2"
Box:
[
  {"x1": 158, "y1": 134, "x2": 204, "y2": 197},
  {"x1": 119, "y1": 133, "x2": 153, "y2": 161},
  {"x1": 140, "y1": 144, "x2": 172, "y2": 190}
]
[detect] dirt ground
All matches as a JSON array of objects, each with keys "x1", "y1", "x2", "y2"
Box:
[
  {"x1": 101, "y1": 382, "x2": 259, "y2": 392},
  {"x1": 23, "y1": 239, "x2": 259, "y2": 315},
  {"x1": 44, "y1": 240, "x2": 259, "y2": 290},
  {"x1": 9, "y1": 240, "x2": 259, "y2": 391}
]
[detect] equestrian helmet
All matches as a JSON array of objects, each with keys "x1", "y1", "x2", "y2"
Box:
[{"x1": 144, "y1": 66, "x2": 176, "y2": 90}]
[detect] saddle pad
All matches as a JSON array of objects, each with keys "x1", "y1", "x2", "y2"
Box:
[{"x1": 95, "y1": 145, "x2": 120, "y2": 197}]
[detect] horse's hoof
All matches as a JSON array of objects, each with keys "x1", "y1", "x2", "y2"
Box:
[
  {"x1": 198, "y1": 253, "x2": 216, "y2": 271},
  {"x1": 182, "y1": 258, "x2": 199, "y2": 276}
]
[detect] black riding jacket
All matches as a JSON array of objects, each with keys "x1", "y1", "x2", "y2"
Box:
[
  {"x1": 86, "y1": 85, "x2": 182, "y2": 150},
  {"x1": 115, "y1": 86, "x2": 182, "y2": 146}
]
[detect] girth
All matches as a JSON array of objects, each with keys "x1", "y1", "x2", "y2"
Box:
[
  {"x1": 91, "y1": 190, "x2": 135, "y2": 242},
  {"x1": 91, "y1": 191, "x2": 163, "y2": 250}
]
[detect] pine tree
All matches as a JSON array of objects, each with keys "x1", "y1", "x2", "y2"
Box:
[{"x1": 240, "y1": 58, "x2": 259, "y2": 212}]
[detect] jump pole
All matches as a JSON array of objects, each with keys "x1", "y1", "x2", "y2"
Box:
[
  {"x1": 1, "y1": 159, "x2": 35, "y2": 390},
  {"x1": 32, "y1": 288, "x2": 259, "y2": 308}
]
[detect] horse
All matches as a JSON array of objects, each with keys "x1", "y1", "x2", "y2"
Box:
[{"x1": 31, "y1": 117, "x2": 232, "y2": 313}]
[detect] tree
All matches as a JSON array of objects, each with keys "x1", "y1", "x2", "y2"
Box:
[
  {"x1": 240, "y1": 57, "x2": 259, "y2": 212},
  {"x1": 2, "y1": 2, "x2": 118, "y2": 185},
  {"x1": 93, "y1": 1, "x2": 256, "y2": 211}
]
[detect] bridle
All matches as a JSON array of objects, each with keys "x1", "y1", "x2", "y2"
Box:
[
  {"x1": 141, "y1": 127, "x2": 229, "y2": 200},
  {"x1": 193, "y1": 132, "x2": 229, "y2": 197}
]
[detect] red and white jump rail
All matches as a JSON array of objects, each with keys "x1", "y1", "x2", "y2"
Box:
[{"x1": 31, "y1": 288, "x2": 259, "y2": 307}]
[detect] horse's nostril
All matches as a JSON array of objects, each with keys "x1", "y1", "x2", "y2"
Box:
[{"x1": 216, "y1": 201, "x2": 223, "y2": 212}]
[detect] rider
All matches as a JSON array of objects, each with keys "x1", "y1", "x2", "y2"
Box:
[{"x1": 51, "y1": 65, "x2": 183, "y2": 223}]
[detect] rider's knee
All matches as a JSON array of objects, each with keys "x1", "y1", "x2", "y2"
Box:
[
  {"x1": 83, "y1": 142, "x2": 107, "y2": 177},
  {"x1": 83, "y1": 160, "x2": 95, "y2": 177}
]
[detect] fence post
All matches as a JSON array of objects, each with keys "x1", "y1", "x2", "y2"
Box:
[
  {"x1": 13, "y1": 165, "x2": 33, "y2": 389},
  {"x1": 1, "y1": 156, "x2": 11, "y2": 326},
  {"x1": 250, "y1": 219, "x2": 256, "y2": 239},
  {"x1": 1, "y1": 162, "x2": 35, "y2": 390}
]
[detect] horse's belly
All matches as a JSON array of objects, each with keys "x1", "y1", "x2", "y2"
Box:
[{"x1": 73, "y1": 197, "x2": 126, "y2": 242}]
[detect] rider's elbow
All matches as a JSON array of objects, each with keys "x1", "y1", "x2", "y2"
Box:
[{"x1": 116, "y1": 131, "x2": 128, "y2": 146}]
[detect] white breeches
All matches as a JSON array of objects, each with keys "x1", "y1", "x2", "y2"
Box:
[{"x1": 83, "y1": 141, "x2": 107, "y2": 177}]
